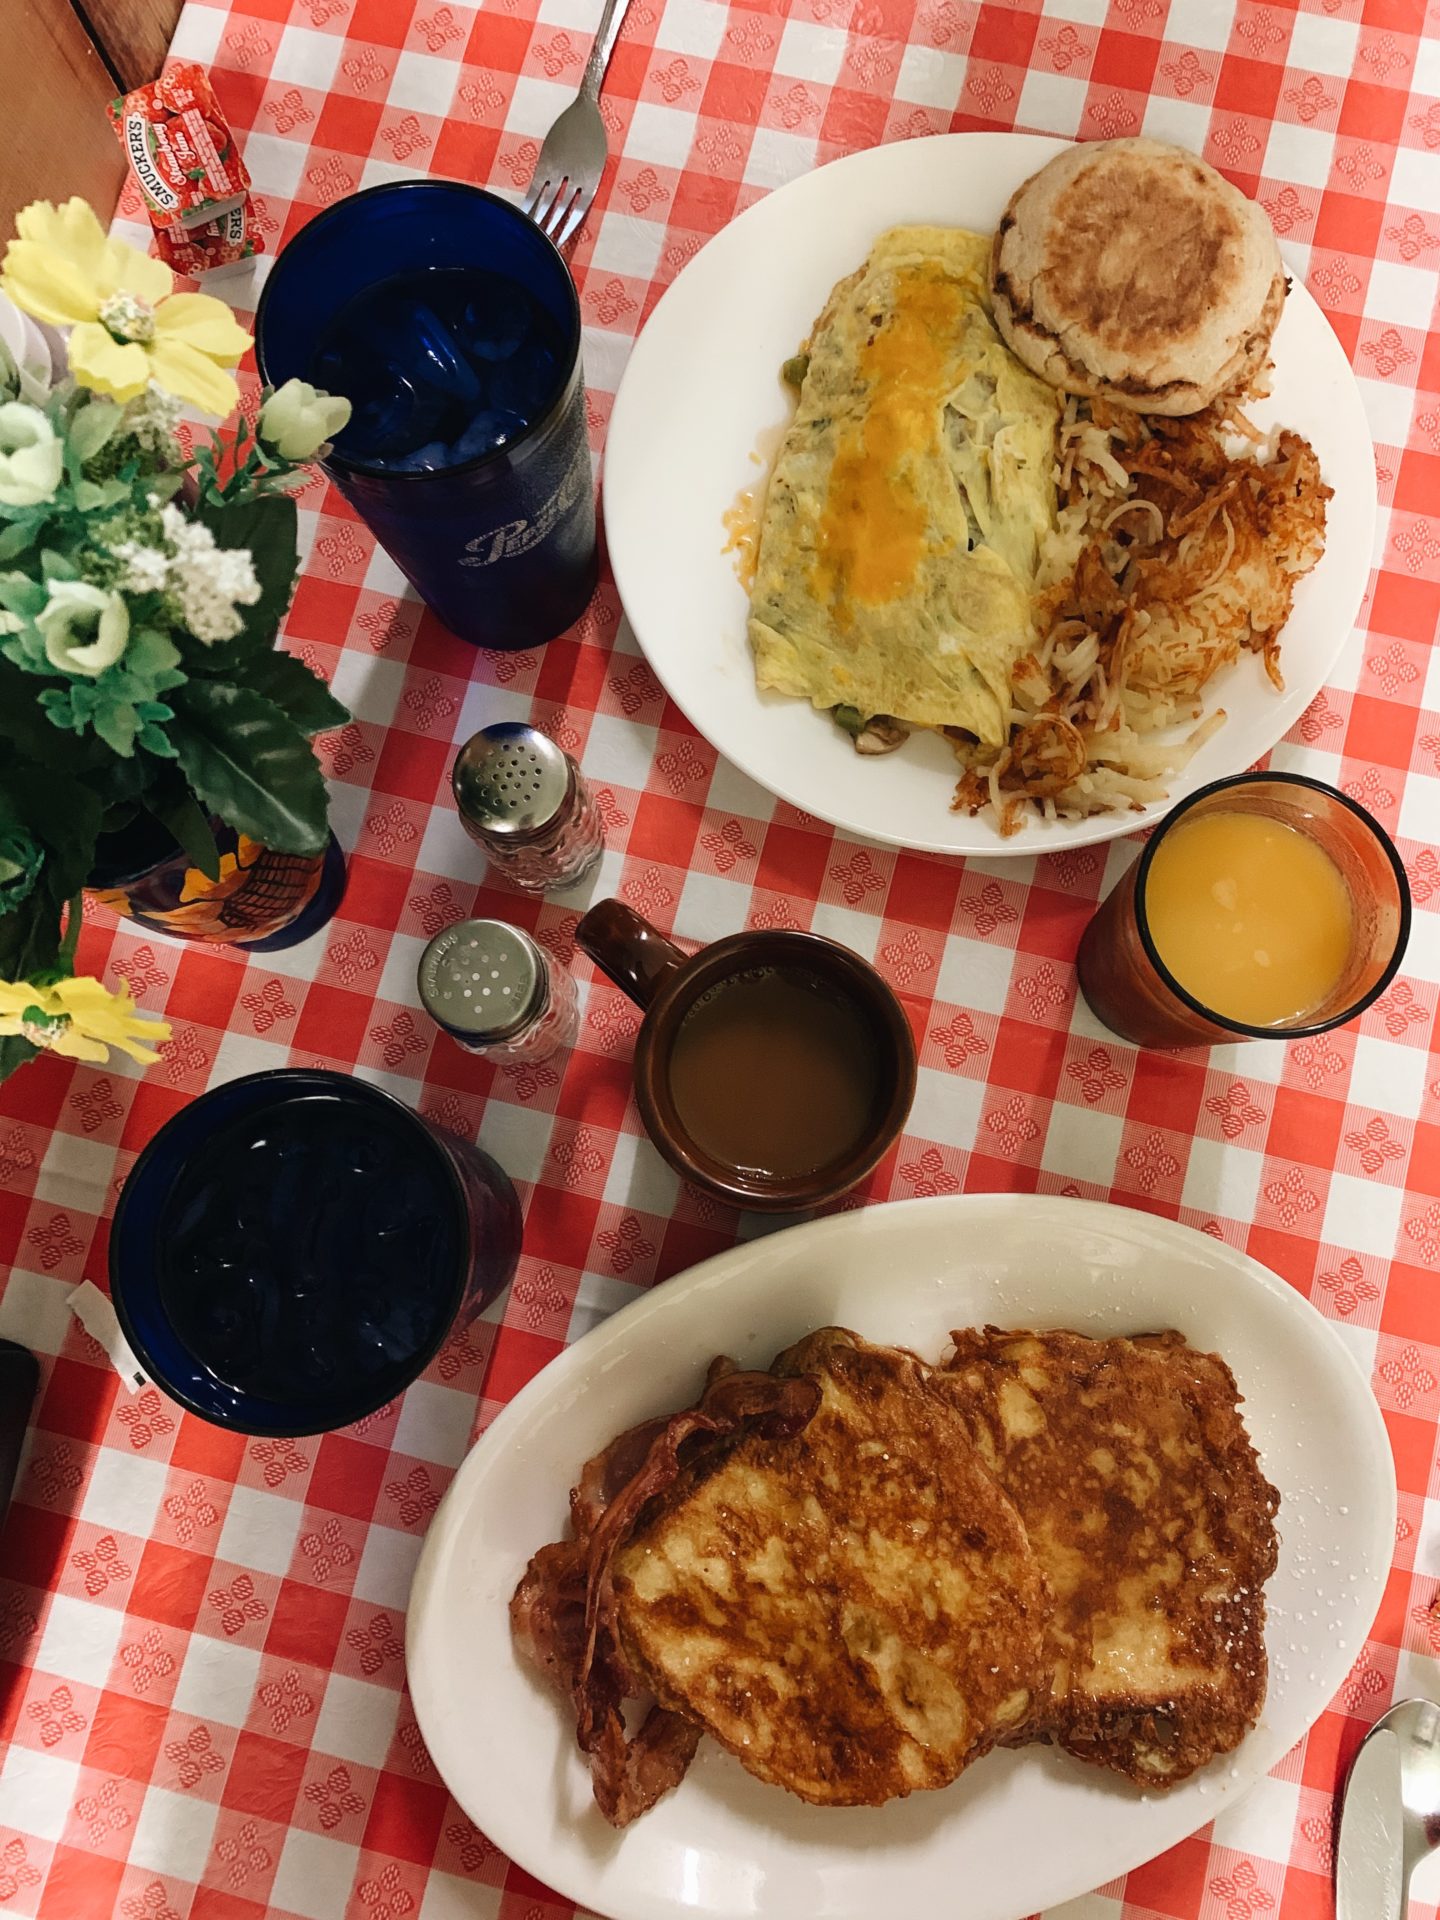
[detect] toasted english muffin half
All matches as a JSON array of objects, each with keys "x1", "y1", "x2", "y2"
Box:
[{"x1": 991, "y1": 137, "x2": 1286, "y2": 416}]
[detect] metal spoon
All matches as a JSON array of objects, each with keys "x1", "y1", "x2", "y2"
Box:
[{"x1": 1362, "y1": 1698, "x2": 1440, "y2": 1907}]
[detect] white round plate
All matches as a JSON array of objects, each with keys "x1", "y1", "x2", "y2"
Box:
[
  {"x1": 603, "y1": 134, "x2": 1376, "y2": 856},
  {"x1": 407, "y1": 1195, "x2": 1393, "y2": 1920}
]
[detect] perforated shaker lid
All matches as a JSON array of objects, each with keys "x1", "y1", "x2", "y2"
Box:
[
  {"x1": 417, "y1": 920, "x2": 548, "y2": 1043},
  {"x1": 452, "y1": 724, "x2": 572, "y2": 841}
]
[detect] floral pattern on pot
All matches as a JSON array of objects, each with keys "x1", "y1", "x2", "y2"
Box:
[{"x1": 89, "y1": 825, "x2": 330, "y2": 945}]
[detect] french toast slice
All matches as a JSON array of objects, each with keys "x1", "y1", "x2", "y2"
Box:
[
  {"x1": 944, "y1": 1326, "x2": 1279, "y2": 1787},
  {"x1": 611, "y1": 1328, "x2": 1050, "y2": 1807}
]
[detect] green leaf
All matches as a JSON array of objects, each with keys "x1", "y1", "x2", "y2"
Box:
[
  {"x1": 0, "y1": 1033, "x2": 40, "y2": 1082},
  {"x1": 222, "y1": 647, "x2": 350, "y2": 736},
  {"x1": 93, "y1": 703, "x2": 138, "y2": 758},
  {"x1": 99, "y1": 801, "x2": 138, "y2": 836},
  {"x1": 73, "y1": 477, "x2": 129, "y2": 513},
  {"x1": 37, "y1": 689, "x2": 82, "y2": 733},
  {"x1": 122, "y1": 627, "x2": 183, "y2": 683},
  {"x1": 168, "y1": 680, "x2": 330, "y2": 854},
  {"x1": 192, "y1": 493, "x2": 298, "y2": 655},
  {"x1": 134, "y1": 710, "x2": 176, "y2": 757},
  {"x1": 25, "y1": 624, "x2": 189, "y2": 761},
  {"x1": 0, "y1": 625, "x2": 47, "y2": 676},
  {"x1": 0, "y1": 824, "x2": 41, "y2": 913},
  {"x1": 98, "y1": 747, "x2": 158, "y2": 809},
  {"x1": 147, "y1": 790, "x2": 221, "y2": 881},
  {"x1": 0, "y1": 575, "x2": 45, "y2": 619},
  {"x1": 0, "y1": 764, "x2": 104, "y2": 901},
  {"x1": 0, "y1": 521, "x2": 38, "y2": 562},
  {"x1": 0, "y1": 663, "x2": 108, "y2": 771},
  {"x1": 56, "y1": 889, "x2": 82, "y2": 974},
  {"x1": 0, "y1": 873, "x2": 65, "y2": 981},
  {"x1": 39, "y1": 547, "x2": 78, "y2": 583},
  {"x1": 69, "y1": 399, "x2": 122, "y2": 463}
]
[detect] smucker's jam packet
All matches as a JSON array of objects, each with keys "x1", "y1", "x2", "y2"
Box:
[
  {"x1": 152, "y1": 198, "x2": 257, "y2": 275},
  {"x1": 109, "y1": 62, "x2": 252, "y2": 233}
]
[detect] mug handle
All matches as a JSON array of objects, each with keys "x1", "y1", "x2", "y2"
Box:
[{"x1": 575, "y1": 899, "x2": 687, "y2": 1009}]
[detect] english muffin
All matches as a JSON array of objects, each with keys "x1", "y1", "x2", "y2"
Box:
[{"x1": 991, "y1": 138, "x2": 1286, "y2": 416}]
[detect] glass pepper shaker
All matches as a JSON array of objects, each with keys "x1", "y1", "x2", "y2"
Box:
[
  {"x1": 452, "y1": 724, "x2": 603, "y2": 893},
  {"x1": 417, "y1": 919, "x2": 579, "y2": 1065}
]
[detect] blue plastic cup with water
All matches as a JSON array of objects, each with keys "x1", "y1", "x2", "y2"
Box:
[
  {"x1": 255, "y1": 182, "x2": 597, "y2": 651},
  {"x1": 109, "y1": 1070, "x2": 522, "y2": 1436}
]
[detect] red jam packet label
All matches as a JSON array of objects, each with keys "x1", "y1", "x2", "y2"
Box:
[
  {"x1": 109, "y1": 62, "x2": 252, "y2": 232},
  {"x1": 152, "y1": 196, "x2": 257, "y2": 276}
]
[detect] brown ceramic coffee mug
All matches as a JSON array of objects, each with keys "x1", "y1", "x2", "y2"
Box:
[{"x1": 575, "y1": 900, "x2": 917, "y2": 1212}]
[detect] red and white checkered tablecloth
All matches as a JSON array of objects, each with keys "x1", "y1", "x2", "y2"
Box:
[{"x1": 0, "y1": 0, "x2": 1437, "y2": 1913}]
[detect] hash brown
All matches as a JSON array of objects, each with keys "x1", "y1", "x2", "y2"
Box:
[
  {"x1": 944, "y1": 1327, "x2": 1280, "y2": 1786},
  {"x1": 612, "y1": 1328, "x2": 1050, "y2": 1807}
]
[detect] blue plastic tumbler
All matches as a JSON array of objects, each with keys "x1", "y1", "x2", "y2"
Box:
[
  {"x1": 255, "y1": 182, "x2": 597, "y2": 651},
  {"x1": 109, "y1": 1070, "x2": 522, "y2": 1436}
]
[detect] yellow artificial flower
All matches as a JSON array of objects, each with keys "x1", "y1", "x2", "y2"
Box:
[
  {"x1": 0, "y1": 974, "x2": 171, "y2": 1066},
  {"x1": 1, "y1": 198, "x2": 252, "y2": 414}
]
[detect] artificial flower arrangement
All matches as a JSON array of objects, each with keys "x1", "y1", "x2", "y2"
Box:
[{"x1": 0, "y1": 198, "x2": 353, "y2": 1081}]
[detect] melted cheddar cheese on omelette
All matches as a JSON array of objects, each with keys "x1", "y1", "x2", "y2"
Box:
[{"x1": 749, "y1": 227, "x2": 1060, "y2": 747}]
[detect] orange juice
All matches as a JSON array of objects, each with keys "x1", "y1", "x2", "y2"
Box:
[{"x1": 1143, "y1": 811, "x2": 1353, "y2": 1027}]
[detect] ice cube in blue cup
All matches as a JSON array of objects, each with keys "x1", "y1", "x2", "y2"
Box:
[
  {"x1": 255, "y1": 182, "x2": 597, "y2": 651},
  {"x1": 109, "y1": 1070, "x2": 522, "y2": 1436}
]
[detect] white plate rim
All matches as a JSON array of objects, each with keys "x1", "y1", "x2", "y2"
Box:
[
  {"x1": 602, "y1": 132, "x2": 1377, "y2": 858},
  {"x1": 406, "y1": 1194, "x2": 1395, "y2": 1920}
]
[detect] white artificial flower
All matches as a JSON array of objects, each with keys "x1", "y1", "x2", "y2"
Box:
[
  {"x1": 121, "y1": 381, "x2": 183, "y2": 454},
  {"x1": 161, "y1": 501, "x2": 212, "y2": 560},
  {"x1": 159, "y1": 500, "x2": 191, "y2": 546},
  {"x1": 35, "y1": 580, "x2": 129, "y2": 675},
  {"x1": 155, "y1": 504, "x2": 262, "y2": 644},
  {"x1": 111, "y1": 540, "x2": 170, "y2": 594},
  {"x1": 0, "y1": 401, "x2": 63, "y2": 508},
  {"x1": 176, "y1": 548, "x2": 261, "y2": 645},
  {"x1": 258, "y1": 378, "x2": 351, "y2": 461}
]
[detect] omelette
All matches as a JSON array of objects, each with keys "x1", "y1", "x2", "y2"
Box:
[{"x1": 749, "y1": 227, "x2": 1061, "y2": 748}]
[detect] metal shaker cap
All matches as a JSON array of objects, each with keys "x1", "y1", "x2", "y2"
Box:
[
  {"x1": 417, "y1": 920, "x2": 548, "y2": 1044},
  {"x1": 452, "y1": 724, "x2": 572, "y2": 841}
]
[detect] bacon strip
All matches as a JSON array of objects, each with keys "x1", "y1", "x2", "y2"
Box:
[{"x1": 510, "y1": 1367, "x2": 821, "y2": 1825}]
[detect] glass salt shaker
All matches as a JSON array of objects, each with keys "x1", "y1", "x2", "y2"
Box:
[
  {"x1": 417, "y1": 920, "x2": 580, "y2": 1065},
  {"x1": 452, "y1": 724, "x2": 603, "y2": 892}
]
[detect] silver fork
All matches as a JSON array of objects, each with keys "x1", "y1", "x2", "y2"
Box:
[{"x1": 520, "y1": 0, "x2": 635, "y2": 249}]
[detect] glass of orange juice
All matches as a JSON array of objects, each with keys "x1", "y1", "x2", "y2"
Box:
[{"x1": 1077, "y1": 774, "x2": 1411, "y2": 1049}]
